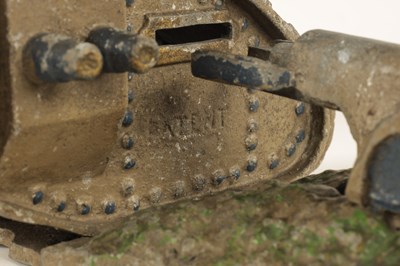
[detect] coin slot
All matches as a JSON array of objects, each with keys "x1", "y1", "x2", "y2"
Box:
[{"x1": 155, "y1": 23, "x2": 232, "y2": 46}]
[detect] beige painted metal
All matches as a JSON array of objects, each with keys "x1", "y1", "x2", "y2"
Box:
[{"x1": 0, "y1": 0, "x2": 333, "y2": 237}]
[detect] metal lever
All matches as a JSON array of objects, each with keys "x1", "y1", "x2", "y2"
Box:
[
  {"x1": 192, "y1": 30, "x2": 400, "y2": 214},
  {"x1": 192, "y1": 51, "x2": 295, "y2": 92}
]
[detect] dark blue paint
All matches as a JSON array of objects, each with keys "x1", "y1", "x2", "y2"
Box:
[
  {"x1": 81, "y1": 204, "x2": 91, "y2": 215},
  {"x1": 369, "y1": 135, "x2": 400, "y2": 213},
  {"x1": 122, "y1": 111, "x2": 134, "y2": 127},
  {"x1": 296, "y1": 130, "x2": 306, "y2": 144},
  {"x1": 295, "y1": 103, "x2": 305, "y2": 116},
  {"x1": 249, "y1": 99, "x2": 260, "y2": 112},
  {"x1": 269, "y1": 160, "x2": 279, "y2": 170},
  {"x1": 124, "y1": 159, "x2": 136, "y2": 170},
  {"x1": 104, "y1": 202, "x2": 116, "y2": 215},
  {"x1": 33, "y1": 191, "x2": 44, "y2": 205},
  {"x1": 247, "y1": 160, "x2": 257, "y2": 172},
  {"x1": 231, "y1": 169, "x2": 241, "y2": 180},
  {"x1": 126, "y1": 0, "x2": 134, "y2": 7},
  {"x1": 247, "y1": 143, "x2": 258, "y2": 151},
  {"x1": 287, "y1": 144, "x2": 297, "y2": 157},
  {"x1": 57, "y1": 202, "x2": 66, "y2": 212}
]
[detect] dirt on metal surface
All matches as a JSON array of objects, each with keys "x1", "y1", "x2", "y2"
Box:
[{"x1": 0, "y1": 0, "x2": 334, "y2": 236}]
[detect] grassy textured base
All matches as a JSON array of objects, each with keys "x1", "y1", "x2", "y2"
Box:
[{"x1": 41, "y1": 170, "x2": 400, "y2": 266}]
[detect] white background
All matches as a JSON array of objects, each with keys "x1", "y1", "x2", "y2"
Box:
[{"x1": 1, "y1": 1, "x2": 399, "y2": 265}]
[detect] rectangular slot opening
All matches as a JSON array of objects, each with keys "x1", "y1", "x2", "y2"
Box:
[{"x1": 155, "y1": 23, "x2": 232, "y2": 46}]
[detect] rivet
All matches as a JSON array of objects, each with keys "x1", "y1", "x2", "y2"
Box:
[
  {"x1": 87, "y1": 27, "x2": 159, "y2": 73},
  {"x1": 50, "y1": 192, "x2": 66, "y2": 212},
  {"x1": 128, "y1": 72, "x2": 134, "y2": 82},
  {"x1": 127, "y1": 24, "x2": 133, "y2": 32},
  {"x1": 241, "y1": 18, "x2": 249, "y2": 31},
  {"x1": 172, "y1": 181, "x2": 185, "y2": 198},
  {"x1": 248, "y1": 119, "x2": 258, "y2": 133},
  {"x1": 103, "y1": 201, "x2": 116, "y2": 215},
  {"x1": 296, "y1": 130, "x2": 306, "y2": 144},
  {"x1": 76, "y1": 198, "x2": 92, "y2": 215},
  {"x1": 121, "y1": 134, "x2": 134, "y2": 150},
  {"x1": 215, "y1": 0, "x2": 223, "y2": 9},
  {"x1": 122, "y1": 111, "x2": 134, "y2": 127},
  {"x1": 121, "y1": 178, "x2": 135, "y2": 197},
  {"x1": 126, "y1": 0, "x2": 134, "y2": 8},
  {"x1": 149, "y1": 187, "x2": 162, "y2": 204},
  {"x1": 80, "y1": 204, "x2": 91, "y2": 215},
  {"x1": 245, "y1": 135, "x2": 258, "y2": 151},
  {"x1": 295, "y1": 103, "x2": 305, "y2": 116},
  {"x1": 286, "y1": 143, "x2": 297, "y2": 157},
  {"x1": 230, "y1": 166, "x2": 241, "y2": 180},
  {"x1": 32, "y1": 191, "x2": 44, "y2": 205},
  {"x1": 269, "y1": 154, "x2": 280, "y2": 170},
  {"x1": 128, "y1": 90, "x2": 134, "y2": 103},
  {"x1": 246, "y1": 156, "x2": 258, "y2": 172},
  {"x1": 213, "y1": 170, "x2": 227, "y2": 185},
  {"x1": 192, "y1": 175, "x2": 207, "y2": 191},
  {"x1": 249, "y1": 96, "x2": 260, "y2": 112},
  {"x1": 57, "y1": 202, "x2": 66, "y2": 212},
  {"x1": 127, "y1": 195, "x2": 140, "y2": 211},
  {"x1": 123, "y1": 156, "x2": 136, "y2": 170},
  {"x1": 23, "y1": 34, "x2": 103, "y2": 84}
]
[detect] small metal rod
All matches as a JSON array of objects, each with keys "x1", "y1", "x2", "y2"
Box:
[
  {"x1": 87, "y1": 27, "x2": 159, "y2": 74},
  {"x1": 23, "y1": 34, "x2": 103, "y2": 84},
  {"x1": 191, "y1": 50, "x2": 296, "y2": 94}
]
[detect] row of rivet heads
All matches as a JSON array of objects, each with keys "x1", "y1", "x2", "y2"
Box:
[
  {"x1": 28, "y1": 103, "x2": 307, "y2": 217},
  {"x1": 26, "y1": 74, "x2": 140, "y2": 216},
  {"x1": 27, "y1": 167, "x2": 239, "y2": 216},
  {"x1": 124, "y1": 102, "x2": 309, "y2": 205},
  {"x1": 119, "y1": 73, "x2": 137, "y2": 171},
  {"x1": 29, "y1": 177, "x2": 140, "y2": 216},
  {"x1": 245, "y1": 95, "x2": 307, "y2": 172}
]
